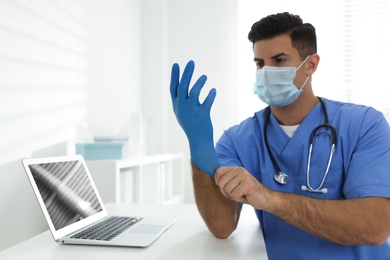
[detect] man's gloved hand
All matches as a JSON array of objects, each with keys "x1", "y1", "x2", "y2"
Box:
[{"x1": 169, "y1": 60, "x2": 221, "y2": 176}]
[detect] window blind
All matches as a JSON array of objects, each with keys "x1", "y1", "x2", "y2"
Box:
[
  {"x1": 343, "y1": 0, "x2": 390, "y2": 120},
  {"x1": 0, "y1": 0, "x2": 87, "y2": 164}
]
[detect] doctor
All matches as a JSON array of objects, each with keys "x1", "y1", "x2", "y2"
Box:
[{"x1": 170, "y1": 12, "x2": 390, "y2": 259}]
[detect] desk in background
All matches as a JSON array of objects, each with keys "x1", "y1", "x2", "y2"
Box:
[{"x1": 0, "y1": 203, "x2": 267, "y2": 259}]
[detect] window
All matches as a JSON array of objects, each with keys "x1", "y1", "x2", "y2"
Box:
[
  {"x1": 343, "y1": 0, "x2": 390, "y2": 120},
  {"x1": 0, "y1": 0, "x2": 87, "y2": 164}
]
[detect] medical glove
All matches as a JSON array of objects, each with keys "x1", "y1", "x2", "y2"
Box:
[{"x1": 170, "y1": 60, "x2": 221, "y2": 176}]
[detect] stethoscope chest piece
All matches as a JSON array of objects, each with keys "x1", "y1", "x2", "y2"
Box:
[{"x1": 274, "y1": 171, "x2": 290, "y2": 185}]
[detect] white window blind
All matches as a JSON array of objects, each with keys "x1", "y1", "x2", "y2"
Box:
[
  {"x1": 0, "y1": 0, "x2": 87, "y2": 164},
  {"x1": 343, "y1": 0, "x2": 390, "y2": 121}
]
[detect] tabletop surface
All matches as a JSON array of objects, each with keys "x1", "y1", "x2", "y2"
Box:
[{"x1": 0, "y1": 203, "x2": 268, "y2": 260}]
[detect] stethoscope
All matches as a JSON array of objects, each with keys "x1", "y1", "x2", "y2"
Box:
[{"x1": 264, "y1": 97, "x2": 337, "y2": 194}]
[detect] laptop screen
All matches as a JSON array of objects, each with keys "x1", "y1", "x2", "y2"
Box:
[{"x1": 28, "y1": 159, "x2": 103, "y2": 231}]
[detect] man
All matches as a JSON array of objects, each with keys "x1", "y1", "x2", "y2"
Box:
[{"x1": 170, "y1": 12, "x2": 390, "y2": 259}]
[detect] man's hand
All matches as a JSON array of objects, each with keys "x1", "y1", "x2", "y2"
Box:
[
  {"x1": 170, "y1": 60, "x2": 221, "y2": 176},
  {"x1": 214, "y1": 166, "x2": 271, "y2": 210}
]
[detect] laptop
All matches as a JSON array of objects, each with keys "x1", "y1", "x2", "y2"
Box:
[{"x1": 22, "y1": 154, "x2": 176, "y2": 247}]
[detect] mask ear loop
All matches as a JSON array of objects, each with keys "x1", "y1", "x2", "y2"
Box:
[
  {"x1": 295, "y1": 55, "x2": 311, "y2": 91},
  {"x1": 298, "y1": 76, "x2": 310, "y2": 91},
  {"x1": 296, "y1": 55, "x2": 311, "y2": 71}
]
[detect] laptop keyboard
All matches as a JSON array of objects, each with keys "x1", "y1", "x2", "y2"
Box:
[{"x1": 70, "y1": 216, "x2": 141, "y2": 241}]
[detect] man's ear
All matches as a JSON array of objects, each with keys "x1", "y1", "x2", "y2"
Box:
[{"x1": 306, "y1": 53, "x2": 320, "y2": 76}]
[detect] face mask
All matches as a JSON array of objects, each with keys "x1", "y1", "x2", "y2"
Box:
[{"x1": 253, "y1": 56, "x2": 310, "y2": 107}]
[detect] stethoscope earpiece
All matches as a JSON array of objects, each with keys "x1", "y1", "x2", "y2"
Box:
[{"x1": 301, "y1": 185, "x2": 328, "y2": 194}]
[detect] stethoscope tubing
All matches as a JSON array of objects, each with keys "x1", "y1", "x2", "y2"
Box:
[{"x1": 264, "y1": 97, "x2": 337, "y2": 193}]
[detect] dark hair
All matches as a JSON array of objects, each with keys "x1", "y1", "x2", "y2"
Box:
[{"x1": 248, "y1": 12, "x2": 317, "y2": 60}]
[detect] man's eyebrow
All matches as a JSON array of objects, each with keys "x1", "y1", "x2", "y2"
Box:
[
  {"x1": 254, "y1": 52, "x2": 290, "y2": 62},
  {"x1": 270, "y1": 52, "x2": 289, "y2": 59}
]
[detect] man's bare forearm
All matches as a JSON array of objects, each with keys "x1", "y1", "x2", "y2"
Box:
[
  {"x1": 215, "y1": 166, "x2": 390, "y2": 246},
  {"x1": 191, "y1": 161, "x2": 241, "y2": 238},
  {"x1": 268, "y1": 192, "x2": 390, "y2": 246}
]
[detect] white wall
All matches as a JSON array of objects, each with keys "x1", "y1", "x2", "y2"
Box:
[
  {"x1": 0, "y1": 0, "x2": 88, "y2": 250},
  {"x1": 0, "y1": 0, "x2": 144, "y2": 250},
  {"x1": 141, "y1": 0, "x2": 239, "y2": 203},
  {"x1": 85, "y1": 0, "x2": 142, "y2": 137},
  {"x1": 0, "y1": 0, "x2": 239, "y2": 250}
]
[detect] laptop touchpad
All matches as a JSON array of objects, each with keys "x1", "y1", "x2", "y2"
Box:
[{"x1": 129, "y1": 225, "x2": 165, "y2": 234}]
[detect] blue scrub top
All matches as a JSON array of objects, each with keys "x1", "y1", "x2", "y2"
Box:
[{"x1": 216, "y1": 98, "x2": 390, "y2": 260}]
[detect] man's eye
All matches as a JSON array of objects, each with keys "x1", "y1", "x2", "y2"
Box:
[
  {"x1": 275, "y1": 58, "x2": 286, "y2": 64},
  {"x1": 256, "y1": 62, "x2": 264, "y2": 69}
]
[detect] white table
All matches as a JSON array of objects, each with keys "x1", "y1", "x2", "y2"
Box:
[{"x1": 0, "y1": 203, "x2": 268, "y2": 259}]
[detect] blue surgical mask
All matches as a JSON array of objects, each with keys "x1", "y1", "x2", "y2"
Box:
[{"x1": 253, "y1": 56, "x2": 310, "y2": 107}]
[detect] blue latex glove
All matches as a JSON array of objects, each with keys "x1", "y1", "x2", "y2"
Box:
[{"x1": 170, "y1": 60, "x2": 221, "y2": 176}]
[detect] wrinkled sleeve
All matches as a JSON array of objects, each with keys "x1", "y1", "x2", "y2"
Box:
[
  {"x1": 343, "y1": 108, "x2": 390, "y2": 199},
  {"x1": 215, "y1": 129, "x2": 243, "y2": 167}
]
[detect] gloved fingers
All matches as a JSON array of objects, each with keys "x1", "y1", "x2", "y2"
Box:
[
  {"x1": 178, "y1": 60, "x2": 195, "y2": 99},
  {"x1": 169, "y1": 63, "x2": 180, "y2": 100},
  {"x1": 203, "y1": 88, "x2": 217, "y2": 111},
  {"x1": 188, "y1": 74, "x2": 207, "y2": 101}
]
